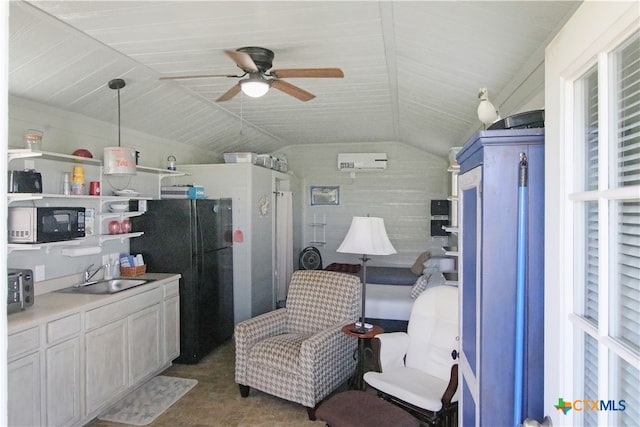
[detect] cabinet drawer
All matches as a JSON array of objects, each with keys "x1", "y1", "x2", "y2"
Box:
[
  {"x1": 164, "y1": 280, "x2": 179, "y2": 299},
  {"x1": 8, "y1": 326, "x2": 40, "y2": 360},
  {"x1": 86, "y1": 287, "x2": 162, "y2": 331},
  {"x1": 47, "y1": 313, "x2": 81, "y2": 345}
]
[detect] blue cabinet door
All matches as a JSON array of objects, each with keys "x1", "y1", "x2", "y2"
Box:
[{"x1": 458, "y1": 129, "x2": 545, "y2": 426}]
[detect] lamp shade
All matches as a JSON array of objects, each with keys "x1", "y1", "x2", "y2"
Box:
[
  {"x1": 337, "y1": 216, "x2": 397, "y2": 256},
  {"x1": 240, "y1": 77, "x2": 270, "y2": 98}
]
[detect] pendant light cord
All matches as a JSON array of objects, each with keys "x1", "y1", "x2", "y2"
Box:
[
  {"x1": 108, "y1": 78, "x2": 126, "y2": 147},
  {"x1": 117, "y1": 86, "x2": 121, "y2": 147}
]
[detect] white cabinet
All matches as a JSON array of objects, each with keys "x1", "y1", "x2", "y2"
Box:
[
  {"x1": 7, "y1": 326, "x2": 42, "y2": 427},
  {"x1": 7, "y1": 276, "x2": 180, "y2": 426},
  {"x1": 85, "y1": 286, "x2": 163, "y2": 415},
  {"x1": 85, "y1": 319, "x2": 128, "y2": 414},
  {"x1": 163, "y1": 280, "x2": 180, "y2": 361},
  {"x1": 46, "y1": 338, "x2": 82, "y2": 426},
  {"x1": 8, "y1": 353, "x2": 41, "y2": 427},
  {"x1": 45, "y1": 313, "x2": 82, "y2": 426},
  {"x1": 128, "y1": 304, "x2": 162, "y2": 384}
]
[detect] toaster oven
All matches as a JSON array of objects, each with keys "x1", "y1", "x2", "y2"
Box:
[{"x1": 8, "y1": 269, "x2": 34, "y2": 314}]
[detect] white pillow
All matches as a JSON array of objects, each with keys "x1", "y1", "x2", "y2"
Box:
[{"x1": 410, "y1": 274, "x2": 430, "y2": 299}]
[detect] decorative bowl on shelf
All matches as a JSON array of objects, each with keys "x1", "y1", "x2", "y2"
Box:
[
  {"x1": 72, "y1": 149, "x2": 93, "y2": 158},
  {"x1": 108, "y1": 202, "x2": 129, "y2": 213}
]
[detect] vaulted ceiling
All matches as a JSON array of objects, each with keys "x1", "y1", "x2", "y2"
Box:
[{"x1": 9, "y1": 1, "x2": 580, "y2": 159}]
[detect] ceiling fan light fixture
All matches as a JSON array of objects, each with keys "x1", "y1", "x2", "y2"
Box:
[{"x1": 240, "y1": 77, "x2": 270, "y2": 98}]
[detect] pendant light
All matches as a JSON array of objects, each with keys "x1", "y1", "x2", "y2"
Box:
[{"x1": 104, "y1": 78, "x2": 137, "y2": 175}]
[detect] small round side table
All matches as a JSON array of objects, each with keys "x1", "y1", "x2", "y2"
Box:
[{"x1": 342, "y1": 323, "x2": 384, "y2": 390}]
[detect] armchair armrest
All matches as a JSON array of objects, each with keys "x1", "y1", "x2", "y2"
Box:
[
  {"x1": 372, "y1": 332, "x2": 410, "y2": 372},
  {"x1": 235, "y1": 308, "x2": 288, "y2": 384},
  {"x1": 299, "y1": 320, "x2": 358, "y2": 402},
  {"x1": 441, "y1": 364, "x2": 459, "y2": 406}
]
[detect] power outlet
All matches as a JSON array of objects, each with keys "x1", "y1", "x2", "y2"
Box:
[{"x1": 34, "y1": 264, "x2": 45, "y2": 282}]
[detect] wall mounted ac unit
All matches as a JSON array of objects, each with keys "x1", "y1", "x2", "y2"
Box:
[{"x1": 337, "y1": 153, "x2": 388, "y2": 171}]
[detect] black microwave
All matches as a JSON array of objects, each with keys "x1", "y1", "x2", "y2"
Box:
[{"x1": 8, "y1": 207, "x2": 85, "y2": 243}]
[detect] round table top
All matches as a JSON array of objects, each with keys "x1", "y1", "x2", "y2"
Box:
[{"x1": 341, "y1": 323, "x2": 384, "y2": 338}]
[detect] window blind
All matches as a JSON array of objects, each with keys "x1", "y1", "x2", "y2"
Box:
[
  {"x1": 576, "y1": 30, "x2": 639, "y2": 427},
  {"x1": 613, "y1": 31, "x2": 639, "y2": 427}
]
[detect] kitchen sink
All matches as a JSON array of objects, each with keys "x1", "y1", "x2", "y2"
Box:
[{"x1": 58, "y1": 279, "x2": 150, "y2": 294}]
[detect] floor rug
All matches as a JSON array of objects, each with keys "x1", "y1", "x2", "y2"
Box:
[{"x1": 98, "y1": 375, "x2": 198, "y2": 425}]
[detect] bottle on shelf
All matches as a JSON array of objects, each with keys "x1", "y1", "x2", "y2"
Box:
[{"x1": 62, "y1": 172, "x2": 71, "y2": 195}]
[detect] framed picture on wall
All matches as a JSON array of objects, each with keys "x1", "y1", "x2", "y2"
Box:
[{"x1": 310, "y1": 186, "x2": 340, "y2": 206}]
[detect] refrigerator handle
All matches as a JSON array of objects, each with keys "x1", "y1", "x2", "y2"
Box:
[{"x1": 195, "y1": 205, "x2": 205, "y2": 278}]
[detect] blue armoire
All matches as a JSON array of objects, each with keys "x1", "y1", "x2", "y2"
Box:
[{"x1": 457, "y1": 128, "x2": 544, "y2": 426}]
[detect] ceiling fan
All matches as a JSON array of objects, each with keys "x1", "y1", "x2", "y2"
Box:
[{"x1": 159, "y1": 46, "x2": 344, "y2": 102}]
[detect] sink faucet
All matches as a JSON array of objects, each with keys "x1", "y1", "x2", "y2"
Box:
[{"x1": 81, "y1": 263, "x2": 109, "y2": 286}]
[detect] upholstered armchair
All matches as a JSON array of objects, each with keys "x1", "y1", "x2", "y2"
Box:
[
  {"x1": 234, "y1": 270, "x2": 361, "y2": 419},
  {"x1": 364, "y1": 285, "x2": 460, "y2": 427}
]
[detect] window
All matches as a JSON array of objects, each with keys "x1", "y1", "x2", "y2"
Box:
[
  {"x1": 571, "y1": 29, "x2": 639, "y2": 427},
  {"x1": 545, "y1": 3, "x2": 639, "y2": 426}
]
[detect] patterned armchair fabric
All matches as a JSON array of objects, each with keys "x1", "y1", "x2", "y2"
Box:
[{"x1": 235, "y1": 270, "x2": 361, "y2": 410}]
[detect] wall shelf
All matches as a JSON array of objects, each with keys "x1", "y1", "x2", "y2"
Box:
[
  {"x1": 8, "y1": 240, "x2": 82, "y2": 254},
  {"x1": 99, "y1": 232, "x2": 144, "y2": 244},
  {"x1": 8, "y1": 149, "x2": 101, "y2": 166},
  {"x1": 136, "y1": 165, "x2": 187, "y2": 175},
  {"x1": 309, "y1": 213, "x2": 326, "y2": 246}
]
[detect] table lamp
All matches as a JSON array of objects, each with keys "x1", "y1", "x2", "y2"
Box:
[{"x1": 337, "y1": 216, "x2": 397, "y2": 334}]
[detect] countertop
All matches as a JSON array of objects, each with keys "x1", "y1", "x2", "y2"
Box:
[{"x1": 8, "y1": 273, "x2": 181, "y2": 334}]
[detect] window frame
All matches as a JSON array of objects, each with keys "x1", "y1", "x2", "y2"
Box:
[{"x1": 544, "y1": 2, "x2": 640, "y2": 426}]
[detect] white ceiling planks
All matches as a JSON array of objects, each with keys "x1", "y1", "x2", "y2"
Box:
[{"x1": 10, "y1": 1, "x2": 581, "y2": 159}]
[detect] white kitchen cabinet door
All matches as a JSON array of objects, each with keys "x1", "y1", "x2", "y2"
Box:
[
  {"x1": 7, "y1": 352, "x2": 41, "y2": 427},
  {"x1": 128, "y1": 303, "x2": 162, "y2": 384},
  {"x1": 46, "y1": 337, "x2": 82, "y2": 426},
  {"x1": 164, "y1": 294, "x2": 180, "y2": 361},
  {"x1": 85, "y1": 319, "x2": 128, "y2": 415}
]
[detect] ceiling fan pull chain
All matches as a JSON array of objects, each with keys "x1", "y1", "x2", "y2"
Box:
[{"x1": 239, "y1": 91, "x2": 244, "y2": 135}]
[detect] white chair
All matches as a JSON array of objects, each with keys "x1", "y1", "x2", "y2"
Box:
[{"x1": 363, "y1": 285, "x2": 459, "y2": 426}]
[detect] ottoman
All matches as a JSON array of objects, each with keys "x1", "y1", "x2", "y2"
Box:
[{"x1": 316, "y1": 390, "x2": 419, "y2": 427}]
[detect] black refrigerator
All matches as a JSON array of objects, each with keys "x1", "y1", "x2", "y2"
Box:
[{"x1": 130, "y1": 198, "x2": 233, "y2": 364}]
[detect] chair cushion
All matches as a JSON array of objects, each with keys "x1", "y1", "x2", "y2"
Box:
[
  {"x1": 363, "y1": 367, "x2": 452, "y2": 412},
  {"x1": 286, "y1": 270, "x2": 361, "y2": 334},
  {"x1": 248, "y1": 333, "x2": 310, "y2": 375}
]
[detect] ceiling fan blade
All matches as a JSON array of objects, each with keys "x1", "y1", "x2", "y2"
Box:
[
  {"x1": 271, "y1": 68, "x2": 344, "y2": 78},
  {"x1": 224, "y1": 49, "x2": 259, "y2": 73},
  {"x1": 271, "y1": 80, "x2": 315, "y2": 102},
  {"x1": 216, "y1": 83, "x2": 241, "y2": 102},
  {"x1": 159, "y1": 73, "x2": 238, "y2": 80}
]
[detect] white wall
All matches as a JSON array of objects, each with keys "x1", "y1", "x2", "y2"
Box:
[
  {"x1": 8, "y1": 96, "x2": 218, "y2": 168},
  {"x1": 6, "y1": 96, "x2": 221, "y2": 285},
  {"x1": 279, "y1": 141, "x2": 450, "y2": 268}
]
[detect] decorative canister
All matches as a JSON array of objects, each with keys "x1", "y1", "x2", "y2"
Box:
[
  {"x1": 167, "y1": 156, "x2": 177, "y2": 171},
  {"x1": 71, "y1": 166, "x2": 85, "y2": 195},
  {"x1": 24, "y1": 129, "x2": 43, "y2": 151}
]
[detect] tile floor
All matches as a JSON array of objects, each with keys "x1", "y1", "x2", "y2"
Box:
[{"x1": 86, "y1": 339, "x2": 328, "y2": 426}]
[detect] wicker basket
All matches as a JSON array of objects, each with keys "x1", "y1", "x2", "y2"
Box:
[{"x1": 120, "y1": 265, "x2": 146, "y2": 277}]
